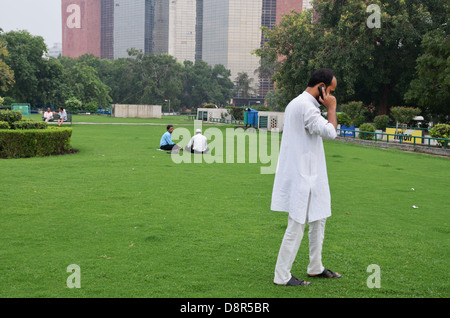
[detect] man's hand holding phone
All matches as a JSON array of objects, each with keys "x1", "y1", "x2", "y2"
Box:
[
  {"x1": 318, "y1": 85, "x2": 337, "y2": 130},
  {"x1": 318, "y1": 85, "x2": 337, "y2": 111}
]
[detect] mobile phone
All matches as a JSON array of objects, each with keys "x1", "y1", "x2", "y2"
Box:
[{"x1": 317, "y1": 85, "x2": 325, "y2": 103}]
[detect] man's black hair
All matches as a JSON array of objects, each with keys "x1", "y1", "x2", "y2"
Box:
[
  {"x1": 307, "y1": 68, "x2": 335, "y2": 87},
  {"x1": 167, "y1": 125, "x2": 173, "y2": 130}
]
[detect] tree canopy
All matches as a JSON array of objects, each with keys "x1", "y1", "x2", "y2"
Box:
[
  {"x1": 0, "y1": 31, "x2": 235, "y2": 111},
  {"x1": 0, "y1": 32, "x2": 15, "y2": 93},
  {"x1": 255, "y1": 0, "x2": 449, "y2": 120}
]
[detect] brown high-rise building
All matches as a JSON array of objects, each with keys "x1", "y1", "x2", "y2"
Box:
[
  {"x1": 276, "y1": 0, "x2": 303, "y2": 24},
  {"x1": 62, "y1": 0, "x2": 101, "y2": 58}
]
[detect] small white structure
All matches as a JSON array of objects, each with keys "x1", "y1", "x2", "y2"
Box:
[
  {"x1": 258, "y1": 111, "x2": 285, "y2": 132},
  {"x1": 112, "y1": 104, "x2": 162, "y2": 119},
  {"x1": 197, "y1": 108, "x2": 231, "y2": 122}
]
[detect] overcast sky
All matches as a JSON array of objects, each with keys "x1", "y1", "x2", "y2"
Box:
[{"x1": 0, "y1": 0, "x2": 62, "y2": 47}]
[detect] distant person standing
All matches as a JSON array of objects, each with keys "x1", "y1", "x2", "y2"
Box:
[
  {"x1": 160, "y1": 125, "x2": 183, "y2": 153},
  {"x1": 186, "y1": 129, "x2": 209, "y2": 154},
  {"x1": 271, "y1": 68, "x2": 341, "y2": 287}
]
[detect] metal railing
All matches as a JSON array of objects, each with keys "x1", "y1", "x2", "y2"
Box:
[{"x1": 338, "y1": 128, "x2": 449, "y2": 149}]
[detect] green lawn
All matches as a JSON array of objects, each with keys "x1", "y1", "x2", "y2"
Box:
[{"x1": 0, "y1": 120, "x2": 448, "y2": 298}]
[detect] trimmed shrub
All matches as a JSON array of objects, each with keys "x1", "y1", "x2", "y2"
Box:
[
  {"x1": 359, "y1": 123, "x2": 376, "y2": 140},
  {"x1": 429, "y1": 123, "x2": 450, "y2": 148},
  {"x1": 0, "y1": 121, "x2": 9, "y2": 129},
  {"x1": 0, "y1": 110, "x2": 22, "y2": 124},
  {"x1": 10, "y1": 120, "x2": 48, "y2": 130},
  {"x1": 0, "y1": 127, "x2": 73, "y2": 159},
  {"x1": 374, "y1": 114, "x2": 389, "y2": 130}
]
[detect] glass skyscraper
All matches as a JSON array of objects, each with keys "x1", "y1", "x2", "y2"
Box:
[{"x1": 202, "y1": 0, "x2": 263, "y2": 93}]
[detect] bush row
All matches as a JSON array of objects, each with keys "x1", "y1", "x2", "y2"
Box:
[
  {"x1": 0, "y1": 110, "x2": 22, "y2": 124},
  {"x1": 0, "y1": 120, "x2": 48, "y2": 130},
  {"x1": 0, "y1": 127, "x2": 73, "y2": 159}
]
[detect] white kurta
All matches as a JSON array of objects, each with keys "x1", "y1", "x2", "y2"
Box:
[
  {"x1": 187, "y1": 134, "x2": 208, "y2": 152},
  {"x1": 271, "y1": 91, "x2": 337, "y2": 224}
]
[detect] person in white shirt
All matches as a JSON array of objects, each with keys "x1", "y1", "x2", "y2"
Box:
[
  {"x1": 186, "y1": 129, "x2": 209, "y2": 154},
  {"x1": 56, "y1": 107, "x2": 67, "y2": 126},
  {"x1": 271, "y1": 68, "x2": 341, "y2": 287},
  {"x1": 43, "y1": 107, "x2": 53, "y2": 122}
]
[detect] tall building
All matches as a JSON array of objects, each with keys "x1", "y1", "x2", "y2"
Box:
[
  {"x1": 168, "y1": 0, "x2": 197, "y2": 62},
  {"x1": 113, "y1": 0, "x2": 147, "y2": 59},
  {"x1": 202, "y1": 0, "x2": 263, "y2": 94},
  {"x1": 259, "y1": 0, "x2": 277, "y2": 97},
  {"x1": 62, "y1": 0, "x2": 193, "y2": 60},
  {"x1": 62, "y1": 0, "x2": 102, "y2": 58},
  {"x1": 62, "y1": 0, "x2": 312, "y2": 97},
  {"x1": 276, "y1": 0, "x2": 303, "y2": 24},
  {"x1": 195, "y1": 0, "x2": 204, "y2": 61},
  {"x1": 100, "y1": 0, "x2": 114, "y2": 59}
]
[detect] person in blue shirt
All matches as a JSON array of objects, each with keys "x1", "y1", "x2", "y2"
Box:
[{"x1": 160, "y1": 125, "x2": 183, "y2": 153}]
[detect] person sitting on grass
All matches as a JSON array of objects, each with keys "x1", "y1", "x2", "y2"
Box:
[
  {"x1": 160, "y1": 125, "x2": 183, "y2": 153},
  {"x1": 185, "y1": 129, "x2": 209, "y2": 154}
]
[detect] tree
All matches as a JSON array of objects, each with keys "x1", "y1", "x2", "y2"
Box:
[
  {"x1": 0, "y1": 35, "x2": 15, "y2": 93},
  {"x1": 0, "y1": 30, "x2": 48, "y2": 104},
  {"x1": 65, "y1": 97, "x2": 82, "y2": 112},
  {"x1": 62, "y1": 63, "x2": 112, "y2": 108},
  {"x1": 255, "y1": 9, "x2": 336, "y2": 109},
  {"x1": 234, "y1": 72, "x2": 256, "y2": 99},
  {"x1": 181, "y1": 60, "x2": 234, "y2": 108},
  {"x1": 264, "y1": 89, "x2": 283, "y2": 111},
  {"x1": 211, "y1": 64, "x2": 234, "y2": 106},
  {"x1": 405, "y1": 29, "x2": 450, "y2": 122},
  {"x1": 255, "y1": 0, "x2": 449, "y2": 114},
  {"x1": 341, "y1": 101, "x2": 366, "y2": 127},
  {"x1": 390, "y1": 106, "x2": 421, "y2": 128},
  {"x1": 119, "y1": 50, "x2": 183, "y2": 108},
  {"x1": 38, "y1": 56, "x2": 67, "y2": 106}
]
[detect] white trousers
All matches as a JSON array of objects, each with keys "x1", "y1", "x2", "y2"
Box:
[{"x1": 274, "y1": 216, "x2": 326, "y2": 285}]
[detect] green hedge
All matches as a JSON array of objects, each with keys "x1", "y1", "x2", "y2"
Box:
[
  {"x1": 0, "y1": 127, "x2": 73, "y2": 159},
  {"x1": 10, "y1": 120, "x2": 48, "y2": 130},
  {"x1": 0, "y1": 121, "x2": 9, "y2": 129},
  {"x1": 0, "y1": 110, "x2": 22, "y2": 124}
]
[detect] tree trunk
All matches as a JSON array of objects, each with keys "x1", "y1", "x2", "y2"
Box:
[{"x1": 378, "y1": 84, "x2": 390, "y2": 115}]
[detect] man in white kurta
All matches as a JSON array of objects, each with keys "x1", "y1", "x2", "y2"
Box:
[
  {"x1": 186, "y1": 129, "x2": 209, "y2": 153},
  {"x1": 272, "y1": 69, "x2": 341, "y2": 286}
]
